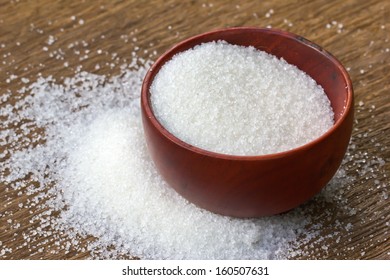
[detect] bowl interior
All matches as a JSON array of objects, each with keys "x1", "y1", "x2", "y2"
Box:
[{"x1": 146, "y1": 28, "x2": 352, "y2": 127}]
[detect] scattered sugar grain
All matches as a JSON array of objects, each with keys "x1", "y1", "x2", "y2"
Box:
[
  {"x1": 21, "y1": 77, "x2": 30, "y2": 84},
  {"x1": 151, "y1": 41, "x2": 334, "y2": 156},
  {"x1": 46, "y1": 35, "x2": 56, "y2": 45}
]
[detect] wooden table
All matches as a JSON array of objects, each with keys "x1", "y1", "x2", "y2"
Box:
[{"x1": 1, "y1": 0, "x2": 389, "y2": 259}]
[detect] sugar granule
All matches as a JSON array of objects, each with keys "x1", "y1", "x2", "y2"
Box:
[{"x1": 151, "y1": 41, "x2": 334, "y2": 155}]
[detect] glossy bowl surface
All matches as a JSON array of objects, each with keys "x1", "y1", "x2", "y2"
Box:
[{"x1": 141, "y1": 27, "x2": 354, "y2": 217}]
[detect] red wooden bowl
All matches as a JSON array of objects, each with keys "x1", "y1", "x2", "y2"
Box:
[{"x1": 141, "y1": 27, "x2": 354, "y2": 218}]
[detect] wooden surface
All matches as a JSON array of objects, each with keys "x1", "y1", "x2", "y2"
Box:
[{"x1": 1, "y1": 0, "x2": 389, "y2": 259}]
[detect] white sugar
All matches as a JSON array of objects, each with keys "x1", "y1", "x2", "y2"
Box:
[
  {"x1": 151, "y1": 41, "x2": 334, "y2": 155},
  {"x1": 2, "y1": 51, "x2": 386, "y2": 260}
]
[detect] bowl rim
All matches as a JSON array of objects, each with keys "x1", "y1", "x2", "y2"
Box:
[{"x1": 141, "y1": 26, "x2": 354, "y2": 161}]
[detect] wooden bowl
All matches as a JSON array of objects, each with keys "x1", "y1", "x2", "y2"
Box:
[{"x1": 141, "y1": 27, "x2": 354, "y2": 218}]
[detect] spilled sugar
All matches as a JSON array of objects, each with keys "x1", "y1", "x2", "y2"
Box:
[
  {"x1": 151, "y1": 41, "x2": 334, "y2": 155},
  {"x1": 0, "y1": 58, "x2": 388, "y2": 259},
  {"x1": 59, "y1": 109, "x2": 312, "y2": 259}
]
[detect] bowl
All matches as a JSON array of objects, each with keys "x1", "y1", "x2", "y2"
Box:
[{"x1": 141, "y1": 27, "x2": 354, "y2": 218}]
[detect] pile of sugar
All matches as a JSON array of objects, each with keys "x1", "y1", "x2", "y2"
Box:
[
  {"x1": 151, "y1": 41, "x2": 334, "y2": 155},
  {"x1": 59, "y1": 109, "x2": 313, "y2": 259}
]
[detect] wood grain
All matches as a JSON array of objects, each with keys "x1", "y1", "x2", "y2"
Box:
[{"x1": 1, "y1": 0, "x2": 389, "y2": 259}]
